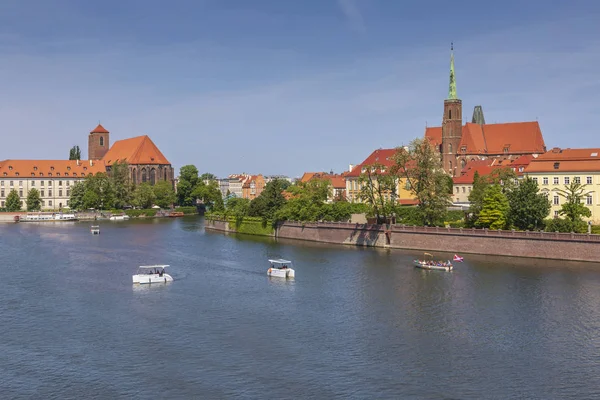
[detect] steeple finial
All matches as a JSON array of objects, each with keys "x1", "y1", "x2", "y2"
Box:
[{"x1": 448, "y1": 43, "x2": 457, "y2": 100}]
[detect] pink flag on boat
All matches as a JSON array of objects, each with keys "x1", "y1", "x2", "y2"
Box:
[{"x1": 453, "y1": 254, "x2": 464, "y2": 262}]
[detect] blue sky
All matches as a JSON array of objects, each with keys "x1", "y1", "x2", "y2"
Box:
[{"x1": 0, "y1": 0, "x2": 599, "y2": 178}]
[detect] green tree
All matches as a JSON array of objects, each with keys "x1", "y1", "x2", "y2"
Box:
[
  {"x1": 357, "y1": 163, "x2": 397, "y2": 224},
  {"x1": 153, "y1": 180, "x2": 177, "y2": 208},
  {"x1": 554, "y1": 182, "x2": 592, "y2": 232},
  {"x1": 83, "y1": 173, "x2": 115, "y2": 210},
  {"x1": 133, "y1": 183, "x2": 156, "y2": 209},
  {"x1": 6, "y1": 189, "x2": 21, "y2": 211},
  {"x1": 507, "y1": 177, "x2": 550, "y2": 230},
  {"x1": 191, "y1": 180, "x2": 223, "y2": 211},
  {"x1": 177, "y1": 165, "x2": 199, "y2": 206},
  {"x1": 248, "y1": 178, "x2": 287, "y2": 220},
  {"x1": 26, "y1": 188, "x2": 42, "y2": 211},
  {"x1": 467, "y1": 171, "x2": 487, "y2": 226},
  {"x1": 69, "y1": 145, "x2": 81, "y2": 160},
  {"x1": 68, "y1": 181, "x2": 86, "y2": 210},
  {"x1": 110, "y1": 161, "x2": 133, "y2": 209},
  {"x1": 225, "y1": 197, "x2": 250, "y2": 221},
  {"x1": 199, "y1": 172, "x2": 217, "y2": 182},
  {"x1": 476, "y1": 184, "x2": 509, "y2": 230},
  {"x1": 392, "y1": 138, "x2": 451, "y2": 226}
]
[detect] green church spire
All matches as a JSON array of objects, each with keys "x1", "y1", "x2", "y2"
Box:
[{"x1": 448, "y1": 43, "x2": 457, "y2": 100}]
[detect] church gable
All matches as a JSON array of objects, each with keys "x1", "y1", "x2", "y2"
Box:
[{"x1": 102, "y1": 135, "x2": 171, "y2": 166}]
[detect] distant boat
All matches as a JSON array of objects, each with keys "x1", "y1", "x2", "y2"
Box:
[
  {"x1": 413, "y1": 253, "x2": 453, "y2": 271},
  {"x1": 109, "y1": 214, "x2": 130, "y2": 221},
  {"x1": 90, "y1": 225, "x2": 100, "y2": 235},
  {"x1": 19, "y1": 212, "x2": 78, "y2": 222},
  {"x1": 168, "y1": 212, "x2": 185, "y2": 217},
  {"x1": 267, "y1": 259, "x2": 295, "y2": 278},
  {"x1": 453, "y1": 254, "x2": 464, "y2": 262},
  {"x1": 132, "y1": 265, "x2": 173, "y2": 284}
]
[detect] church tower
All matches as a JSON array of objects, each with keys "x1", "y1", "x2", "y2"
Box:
[
  {"x1": 88, "y1": 123, "x2": 110, "y2": 160},
  {"x1": 441, "y1": 44, "x2": 462, "y2": 176}
]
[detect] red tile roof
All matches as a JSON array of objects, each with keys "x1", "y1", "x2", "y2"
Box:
[
  {"x1": 525, "y1": 148, "x2": 600, "y2": 173},
  {"x1": 452, "y1": 159, "x2": 497, "y2": 184},
  {"x1": 0, "y1": 159, "x2": 106, "y2": 179},
  {"x1": 90, "y1": 124, "x2": 109, "y2": 134},
  {"x1": 425, "y1": 122, "x2": 546, "y2": 155},
  {"x1": 301, "y1": 172, "x2": 347, "y2": 188},
  {"x1": 102, "y1": 135, "x2": 170, "y2": 166},
  {"x1": 346, "y1": 148, "x2": 398, "y2": 178}
]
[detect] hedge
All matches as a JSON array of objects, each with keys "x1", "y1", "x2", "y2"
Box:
[
  {"x1": 175, "y1": 206, "x2": 198, "y2": 215},
  {"x1": 124, "y1": 209, "x2": 157, "y2": 218}
]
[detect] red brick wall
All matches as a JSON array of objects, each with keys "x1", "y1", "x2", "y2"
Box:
[
  {"x1": 206, "y1": 219, "x2": 600, "y2": 263},
  {"x1": 88, "y1": 133, "x2": 109, "y2": 160}
]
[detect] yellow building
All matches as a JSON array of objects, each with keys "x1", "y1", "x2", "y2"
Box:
[
  {"x1": 344, "y1": 149, "x2": 418, "y2": 205},
  {"x1": 525, "y1": 148, "x2": 600, "y2": 223}
]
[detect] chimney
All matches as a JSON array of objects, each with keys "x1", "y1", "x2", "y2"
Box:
[
  {"x1": 348, "y1": 164, "x2": 354, "y2": 172},
  {"x1": 90, "y1": 160, "x2": 93, "y2": 166},
  {"x1": 76, "y1": 160, "x2": 80, "y2": 166}
]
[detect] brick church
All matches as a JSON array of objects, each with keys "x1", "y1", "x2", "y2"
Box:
[
  {"x1": 425, "y1": 46, "x2": 547, "y2": 176},
  {"x1": 88, "y1": 124, "x2": 174, "y2": 186}
]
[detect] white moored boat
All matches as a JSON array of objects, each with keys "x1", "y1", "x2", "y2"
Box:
[
  {"x1": 18, "y1": 212, "x2": 78, "y2": 222},
  {"x1": 267, "y1": 259, "x2": 295, "y2": 278},
  {"x1": 91, "y1": 225, "x2": 100, "y2": 234},
  {"x1": 132, "y1": 265, "x2": 173, "y2": 284},
  {"x1": 109, "y1": 214, "x2": 130, "y2": 221}
]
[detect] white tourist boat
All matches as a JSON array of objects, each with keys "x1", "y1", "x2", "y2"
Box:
[
  {"x1": 132, "y1": 265, "x2": 173, "y2": 284},
  {"x1": 413, "y1": 253, "x2": 453, "y2": 271},
  {"x1": 109, "y1": 214, "x2": 130, "y2": 221},
  {"x1": 267, "y1": 259, "x2": 295, "y2": 278},
  {"x1": 91, "y1": 225, "x2": 100, "y2": 234},
  {"x1": 18, "y1": 212, "x2": 78, "y2": 222}
]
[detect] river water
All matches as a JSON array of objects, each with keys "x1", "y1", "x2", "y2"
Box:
[{"x1": 1, "y1": 217, "x2": 600, "y2": 399}]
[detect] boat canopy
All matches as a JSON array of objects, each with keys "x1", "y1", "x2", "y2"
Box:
[
  {"x1": 138, "y1": 265, "x2": 170, "y2": 269},
  {"x1": 268, "y1": 259, "x2": 292, "y2": 265}
]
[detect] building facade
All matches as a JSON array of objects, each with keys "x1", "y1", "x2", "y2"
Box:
[{"x1": 525, "y1": 148, "x2": 600, "y2": 223}]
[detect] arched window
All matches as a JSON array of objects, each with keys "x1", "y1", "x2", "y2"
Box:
[
  {"x1": 164, "y1": 168, "x2": 167, "y2": 181},
  {"x1": 448, "y1": 143, "x2": 452, "y2": 153},
  {"x1": 142, "y1": 169, "x2": 147, "y2": 183},
  {"x1": 100, "y1": 136, "x2": 104, "y2": 146},
  {"x1": 461, "y1": 159, "x2": 466, "y2": 169},
  {"x1": 448, "y1": 109, "x2": 452, "y2": 119},
  {"x1": 449, "y1": 160, "x2": 453, "y2": 172},
  {"x1": 132, "y1": 168, "x2": 137, "y2": 185},
  {"x1": 150, "y1": 169, "x2": 156, "y2": 185}
]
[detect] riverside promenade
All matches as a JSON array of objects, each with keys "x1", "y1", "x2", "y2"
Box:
[{"x1": 206, "y1": 219, "x2": 600, "y2": 263}]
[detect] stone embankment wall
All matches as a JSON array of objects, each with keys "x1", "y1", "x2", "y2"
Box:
[{"x1": 205, "y1": 219, "x2": 600, "y2": 263}]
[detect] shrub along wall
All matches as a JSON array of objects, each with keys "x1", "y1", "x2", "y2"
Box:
[{"x1": 175, "y1": 206, "x2": 198, "y2": 215}]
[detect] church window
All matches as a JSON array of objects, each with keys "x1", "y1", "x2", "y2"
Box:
[
  {"x1": 100, "y1": 137, "x2": 104, "y2": 146},
  {"x1": 132, "y1": 168, "x2": 137, "y2": 185},
  {"x1": 150, "y1": 169, "x2": 156, "y2": 185},
  {"x1": 461, "y1": 159, "x2": 466, "y2": 169},
  {"x1": 448, "y1": 144, "x2": 452, "y2": 153},
  {"x1": 448, "y1": 110, "x2": 452, "y2": 119},
  {"x1": 164, "y1": 169, "x2": 167, "y2": 181},
  {"x1": 142, "y1": 169, "x2": 147, "y2": 183},
  {"x1": 449, "y1": 161, "x2": 452, "y2": 171}
]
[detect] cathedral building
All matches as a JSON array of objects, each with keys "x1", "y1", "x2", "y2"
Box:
[{"x1": 425, "y1": 46, "x2": 547, "y2": 176}]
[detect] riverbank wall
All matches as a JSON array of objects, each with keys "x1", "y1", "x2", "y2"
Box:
[{"x1": 205, "y1": 219, "x2": 600, "y2": 263}]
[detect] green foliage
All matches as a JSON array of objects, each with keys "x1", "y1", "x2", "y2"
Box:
[
  {"x1": 247, "y1": 178, "x2": 287, "y2": 221},
  {"x1": 110, "y1": 161, "x2": 133, "y2": 209},
  {"x1": 556, "y1": 182, "x2": 592, "y2": 224},
  {"x1": 393, "y1": 138, "x2": 451, "y2": 226},
  {"x1": 132, "y1": 183, "x2": 156, "y2": 209},
  {"x1": 467, "y1": 171, "x2": 487, "y2": 227},
  {"x1": 357, "y1": 162, "x2": 397, "y2": 223},
  {"x1": 177, "y1": 165, "x2": 199, "y2": 206},
  {"x1": 69, "y1": 145, "x2": 81, "y2": 160},
  {"x1": 592, "y1": 225, "x2": 600, "y2": 234},
  {"x1": 224, "y1": 197, "x2": 250, "y2": 222},
  {"x1": 153, "y1": 180, "x2": 176, "y2": 208},
  {"x1": 475, "y1": 184, "x2": 510, "y2": 230},
  {"x1": 230, "y1": 217, "x2": 274, "y2": 236},
  {"x1": 6, "y1": 189, "x2": 21, "y2": 211},
  {"x1": 26, "y1": 188, "x2": 42, "y2": 211},
  {"x1": 544, "y1": 218, "x2": 586, "y2": 233},
  {"x1": 506, "y1": 177, "x2": 550, "y2": 230},
  {"x1": 199, "y1": 173, "x2": 217, "y2": 182},
  {"x1": 191, "y1": 180, "x2": 223, "y2": 211},
  {"x1": 82, "y1": 173, "x2": 115, "y2": 210},
  {"x1": 174, "y1": 206, "x2": 198, "y2": 215},
  {"x1": 124, "y1": 209, "x2": 158, "y2": 218},
  {"x1": 68, "y1": 181, "x2": 86, "y2": 210}
]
